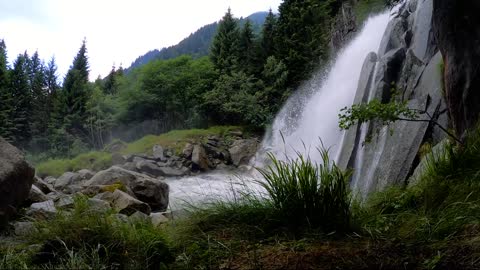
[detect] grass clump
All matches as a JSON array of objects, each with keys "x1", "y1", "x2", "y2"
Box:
[
  {"x1": 19, "y1": 195, "x2": 173, "y2": 269},
  {"x1": 258, "y1": 147, "x2": 351, "y2": 231}
]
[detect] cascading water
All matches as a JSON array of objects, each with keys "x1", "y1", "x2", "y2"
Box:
[
  {"x1": 257, "y1": 12, "x2": 391, "y2": 164},
  {"x1": 165, "y1": 11, "x2": 393, "y2": 210}
]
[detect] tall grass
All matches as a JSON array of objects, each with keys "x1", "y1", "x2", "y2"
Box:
[{"x1": 21, "y1": 195, "x2": 173, "y2": 269}]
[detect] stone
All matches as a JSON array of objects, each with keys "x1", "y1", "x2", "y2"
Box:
[
  {"x1": 433, "y1": 0, "x2": 480, "y2": 137},
  {"x1": 13, "y1": 221, "x2": 37, "y2": 236},
  {"x1": 33, "y1": 177, "x2": 54, "y2": 194},
  {"x1": 411, "y1": 0, "x2": 436, "y2": 62},
  {"x1": 54, "y1": 172, "x2": 82, "y2": 191},
  {"x1": 330, "y1": 1, "x2": 357, "y2": 53},
  {"x1": 85, "y1": 166, "x2": 169, "y2": 211},
  {"x1": 228, "y1": 130, "x2": 243, "y2": 137},
  {"x1": 77, "y1": 169, "x2": 95, "y2": 181},
  {"x1": 55, "y1": 196, "x2": 75, "y2": 209},
  {"x1": 129, "y1": 211, "x2": 150, "y2": 223},
  {"x1": 228, "y1": 139, "x2": 258, "y2": 167},
  {"x1": 27, "y1": 185, "x2": 48, "y2": 204},
  {"x1": 374, "y1": 47, "x2": 406, "y2": 103},
  {"x1": 150, "y1": 212, "x2": 169, "y2": 227},
  {"x1": 87, "y1": 198, "x2": 111, "y2": 212},
  {"x1": 26, "y1": 200, "x2": 57, "y2": 220},
  {"x1": 44, "y1": 176, "x2": 56, "y2": 185},
  {"x1": 182, "y1": 143, "x2": 194, "y2": 159},
  {"x1": 136, "y1": 160, "x2": 164, "y2": 177},
  {"x1": 337, "y1": 52, "x2": 378, "y2": 170},
  {"x1": 378, "y1": 14, "x2": 408, "y2": 57},
  {"x1": 121, "y1": 162, "x2": 138, "y2": 172},
  {"x1": 191, "y1": 144, "x2": 210, "y2": 171},
  {"x1": 408, "y1": 139, "x2": 449, "y2": 187},
  {"x1": 98, "y1": 190, "x2": 151, "y2": 216},
  {"x1": 152, "y1": 144, "x2": 165, "y2": 160},
  {"x1": 0, "y1": 137, "x2": 35, "y2": 226},
  {"x1": 113, "y1": 213, "x2": 129, "y2": 223},
  {"x1": 111, "y1": 152, "x2": 126, "y2": 165}
]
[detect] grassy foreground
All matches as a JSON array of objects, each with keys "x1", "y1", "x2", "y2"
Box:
[
  {"x1": 4, "y1": 126, "x2": 480, "y2": 269},
  {"x1": 35, "y1": 126, "x2": 243, "y2": 177}
]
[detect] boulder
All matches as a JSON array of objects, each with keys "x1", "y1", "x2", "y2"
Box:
[
  {"x1": 26, "y1": 200, "x2": 57, "y2": 220},
  {"x1": 33, "y1": 177, "x2": 54, "y2": 194},
  {"x1": 0, "y1": 137, "x2": 35, "y2": 226},
  {"x1": 111, "y1": 152, "x2": 126, "y2": 165},
  {"x1": 55, "y1": 196, "x2": 75, "y2": 209},
  {"x1": 121, "y1": 162, "x2": 138, "y2": 172},
  {"x1": 85, "y1": 166, "x2": 169, "y2": 211},
  {"x1": 54, "y1": 172, "x2": 82, "y2": 191},
  {"x1": 129, "y1": 211, "x2": 150, "y2": 223},
  {"x1": 87, "y1": 198, "x2": 111, "y2": 212},
  {"x1": 26, "y1": 185, "x2": 48, "y2": 205},
  {"x1": 96, "y1": 190, "x2": 151, "y2": 216},
  {"x1": 182, "y1": 143, "x2": 194, "y2": 159},
  {"x1": 77, "y1": 169, "x2": 95, "y2": 181},
  {"x1": 44, "y1": 176, "x2": 56, "y2": 185},
  {"x1": 13, "y1": 221, "x2": 37, "y2": 236},
  {"x1": 152, "y1": 145, "x2": 165, "y2": 161},
  {"x1": 228, "y1": 139, "x2": 258, "y2": 167},
  {"x1": 150, "y1": 212, "x2": 169, "y2": 227},
  {"x1": 191, "y1": 145, "x2": 210, "y2": 171},
  {"x1": 433, "y1": 0, "x2": 480, "y2": 137}
]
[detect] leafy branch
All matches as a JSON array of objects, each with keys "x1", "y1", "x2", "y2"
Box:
[{"x1": 338, "y1": 99, "x2": 461, "y2": 144}]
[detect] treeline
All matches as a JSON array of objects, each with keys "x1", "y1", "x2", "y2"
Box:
[{"x1": 0, "y1": 0, "x2": 343, "y2": 159}]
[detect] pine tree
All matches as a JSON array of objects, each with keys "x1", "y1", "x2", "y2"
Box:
[
  {"x1": 29, "y1": 51, "x2": 50, "y2": 151},
  {"x1": 210, "y1": 8, "x2": 240, "y2": 74},
  {"x1": 45, "y1": 56, "x2": 59, "y2": 95},
  {"x1": 238, "y1": 19, "x2": 258, "y2": 74},
  {"x1": 260, "y1": 9, "x2": 277, "y2": 63},
  {"x1": 0, "y1": 40, "x2": 14, "y2": 142},
  {"x1": 10, "y1": 53, "x2": 32, "y2": 147},
  {"x1": 63, "y1": 39, "x2": 90, "y2": 133}
]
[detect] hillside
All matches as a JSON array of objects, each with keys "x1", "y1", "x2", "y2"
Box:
[{"x1": 125, "y1": 11, "x2": 268, "y2": 73}]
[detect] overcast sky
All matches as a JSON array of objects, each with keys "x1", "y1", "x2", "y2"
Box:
[{"x1": 0, "y1": 0, "x2": 282, "y2": 81}]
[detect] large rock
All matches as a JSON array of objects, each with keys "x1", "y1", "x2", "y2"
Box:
[
  {"x1": 191, "y1": 145, "x2": 210, "y2": 171},
  {"x1": 136, "y1": 160, "x2": 189, "y2": 177},
  {"x1": 26, "y1": 185, "x2": 48, "y2": 205},
  {"x1": 152, "y1": 145, "x2": 165, "y2": 160},
  {"x1": 433, "y1": 0, "x2": 480, "y2": 137},
  {"x1": 53, "y1": 172, "x2": 82, "y2": 191},
  {"x1": 96, "y1": 190, "x2": 151, "y2": 216},
  {"x1": 33, "y1": 177, "x2": 54, "y2": 194},
  {"x1": 26, "y1": 200, "x2": 57, "y2": 220},
  {"x1": 0, "y1": 137, "x2": 35, "y2": 226},
  {"x1": 85, "y1": 166, "x2": 169, "y2": 211},
  {"x1": 338, "y1": 52, "x2": 378, "y2": 170},
  {"x1": 228, "y1": 139, "x2": 258, "y2": 167}
]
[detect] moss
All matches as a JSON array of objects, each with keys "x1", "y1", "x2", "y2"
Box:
[{"x1": 101, "y1": 182, "x2": 127, "y2": 193}]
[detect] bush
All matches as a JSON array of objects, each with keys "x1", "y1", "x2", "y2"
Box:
[{"x1": 258, "y1": 147, "x2": 352, "y2": 231}]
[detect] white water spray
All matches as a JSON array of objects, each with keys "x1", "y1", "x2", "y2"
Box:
[
  {"x1": 258, "y1": 12, "x2": 391, "y2": 164},
  {"x1": 165, "y1": 12, "x2": 393, "y2": 209}
]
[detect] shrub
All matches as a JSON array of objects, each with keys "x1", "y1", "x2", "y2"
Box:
[{"x1": 257, "y1": 147, "x2": 352, "y2": 231}]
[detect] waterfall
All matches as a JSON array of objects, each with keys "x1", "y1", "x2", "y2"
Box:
[{"x1": 257, "y1": 12, "x2": 391, "y2": 164}]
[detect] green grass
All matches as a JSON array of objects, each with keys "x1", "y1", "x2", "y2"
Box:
[
  {"x1": 35, "y1": 151, "x2": 112, "y2": 177},
  {"x1": 6, "y1": 195, "x2": 173, "y2": 269},
  {"x1": 35, "y1": 125, "x2": 244, "y2": 177}
]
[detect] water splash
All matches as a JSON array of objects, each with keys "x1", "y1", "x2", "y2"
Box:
[{"x1": 257, "y1": 12, "x2": 391, "y2": 165}]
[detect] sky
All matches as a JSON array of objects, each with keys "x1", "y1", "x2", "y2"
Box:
[{"x1": 0, "y1": 0, "x2": 282, "y2": 81}]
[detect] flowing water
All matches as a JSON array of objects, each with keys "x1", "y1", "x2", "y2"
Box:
[
  {"x1": 166, "y1": 11, "x2": 392, "y2": 209},
  {"x1": 257, "y1": 12, "x2": 391, "y2": 164}
]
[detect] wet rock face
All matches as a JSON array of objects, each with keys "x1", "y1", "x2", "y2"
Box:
[
  {"x1": 330, "y1": 1, "x2": 357, "y2": 53},
  {"x1": 0, "y1": 137, "x2": 35, "y2": 227},
  {"x1": 433, "y1": 0, "x2": 480, "y2": 137},
  {"x1": 338, "y1": 0, "x2": 450, "y2": 196}
]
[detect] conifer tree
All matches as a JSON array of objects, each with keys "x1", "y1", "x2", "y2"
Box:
[
  {"x1": 210, "y1": 8, "x2": 240, "y2": 74},
  {"x1": 10, "y1": 53, "x2": 32, "y2": 147},
  {"x1": 260, "y1": 9, "x2": 277, "y2": 63},
  {"x1": 63, "y1": 39, "x2": 90, "y2": 133},
  {"x1": 0, "y1": 40, "x2": 14, "y2": 142},
  {"x1": 238, "y1": 19, "x2": 257, "y2": 74}
]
